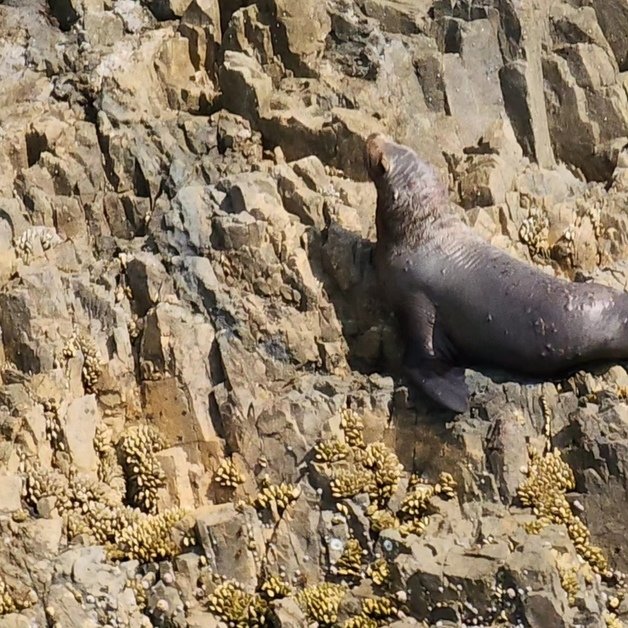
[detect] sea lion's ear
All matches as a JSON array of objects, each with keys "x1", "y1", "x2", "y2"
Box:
[{"x1": 380, "y1": 154, "x2": 390, "y2": 173}]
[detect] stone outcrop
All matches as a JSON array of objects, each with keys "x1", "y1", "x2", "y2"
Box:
[{"x1": 0, "y1": 0, "x2": 626, "y2": 626}]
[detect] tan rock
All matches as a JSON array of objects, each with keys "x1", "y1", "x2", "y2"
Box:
[
  {"x1": 219, "y1": 50, "x2": 272, "y2": 124},
  {"x1": 227, "y1": 171, "x2": 292, "y2": 229},
  {"x1": 22, "y1": 517, "x2": 64, "y2": 555},
  {"x1": 64, "y1": 395, "x2": 100, "y2": 473},
  {"x1": 500, "y1": 5, "x2": 556, "y2": 168},
  {"x1": 179, "y1": 0, "x2": 221, "y2": 77},
  {"x1": 274, "y1": 163, "x2": 326, "y2": 228},
  {"x1": 265, "y1": 0, "x2": 331, "y2": 70},
  {"x1": 141, "y1": 302, "x2": 219, "y2": 443},
  {"x1": 157, "y1": 446, "x2": 208, "y2": 509},
  {"x1": 261, "y1": 105, "x2": 336, "y2": 163},
  {"x1": 460, "y1": 155, "x2": 516, "y2": 209},
  {"x1": 560, "y1": 43, "x2": 617, "y2": 89},
  {"x1": 223, "y1": 5, "x2": 277, "y2": 75},
  {"x1": 358, "y1": 0, "x2": 431, "y2": 34},
  {"x1": 589, "y1": 0, "x2": 628, "y2": 71},
  {"x1": 442, "y1": 18, "x2": 505, "y2": 148},
  {"x1": 155, "y1": 34, "x2": 217, "y2": 113},
  {"x1": 290, "y1": 155, "x2": 329, "y2": 192},
  {"x1": 0, "y1": 474, "x2": 22, "y2": 512}
]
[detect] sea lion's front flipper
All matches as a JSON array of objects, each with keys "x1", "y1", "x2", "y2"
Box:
[
  {"x1": 398, "y1": 294, "x2": 469, "y2": 413},
  {"x1": 404, "y1": 358, "x2": 469, "y2": 413}
]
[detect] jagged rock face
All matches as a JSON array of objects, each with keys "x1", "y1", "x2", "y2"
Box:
[{"x1": 0, "y1": 0, "x2": 627, "y2": 626}]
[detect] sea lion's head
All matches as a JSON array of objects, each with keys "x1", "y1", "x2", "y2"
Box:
[
  {"x1": 364, "y1": 134, "x2": 450, "y2": 241},
  {"x1": 364, "y1": 133, "x2": 398, "y2": 184},
  {"x1": 364, "y1": 134, "x2": 440, "y2": 194}
]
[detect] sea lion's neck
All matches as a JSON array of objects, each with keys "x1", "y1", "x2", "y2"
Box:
[{"x1": 375, "y1": 185, "x2": 453, "y2": 253}]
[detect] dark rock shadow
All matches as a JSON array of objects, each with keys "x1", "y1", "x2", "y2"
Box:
[{"x1": 305, "y1": 220, "x2": 402, "y2": 377}]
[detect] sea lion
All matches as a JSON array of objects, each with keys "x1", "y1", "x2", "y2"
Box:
[{"x1": 364, "y1": 133, "x2": 628, "y2": 413}]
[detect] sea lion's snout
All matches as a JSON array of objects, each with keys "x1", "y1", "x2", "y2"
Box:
[{"x1": 365, "y1": 133, "x2": 391, "y2": 180}]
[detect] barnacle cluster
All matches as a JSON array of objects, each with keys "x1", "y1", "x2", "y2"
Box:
[
  {"x1": 62, "y1": 330, "x2": 103, "y2": 393},
  {"x1": 23, "y1": 464, "x2": 77, "y2": 513},
  {"x1": 340, "y1": 409, "x2": 365, "y2": 448},
  {"x1": 41, "y1": 398, "x2": 64, "y2": 452},
  {"x1": 576, "y1": 192, "x2": 605, "y2": 239},
  {"x1": 0, "y1": 576, "x2": 34, "y2": 616},
  {"x1": 13, "y1": 226, "x2": 62, "y2": 263},
  {"x1": 94, "y1": 424, "x2": 125, "y2": 502},
  {"x1": 258, "y1": 574, "x2": 291, "y2": 600},
  {"x1": 356, "y1": 442, "x2": 403, "y2": 504},
  {"x1": 558, "y1": 566, "x2": 580, "y2": 606},
  {"x1": 366, "y1": 559, "x2": 390, "y2": 586},
  {"x1": 399, "y1": 484, "x2": 435, "y2": 518},
  {"x1": 215, "y1": 457, "x2": 244, "y2": 488},
  {"x1": 206, "y1": 581, "x2": 269, "y2": 626},
  {"x1": 519, "y1": 207, "x2": 550, "y2": 257},
  {"x1": 366, "y1": 508, "x2": 399, "y2": 533},
  {"x1": 107, "y1": 508, "x2": 189, "y2": 562},
  {"x1": 22, "y1": 419, "x2": 189, "y2": 564},
  {"x1": 127, "y1": 576, "x2": 148, "y2": 611},
  {"x1": 254, "y1": 477, "x2": 301, "y2": 515},
  {"x1": 518, "y1": 447, "x2": 611, "y2": 577},
  {"x1": 330, "y1": 469, "x2": 373, "y2": 499},
  {"x1": 398, "y1": 517, "x2": 428, "y2": 537},
  {"x1": 394, "y1": 480, "x2": 434, "y2": 536},
  {"x1": 316, "y1": 411, "x2": 457, "y2": 541},
  {"x1": 65, "y1": 502, "x2": 138, "y2": 545},
  {"x1": 323, "y1": 412, "x2": 401, "y2": 506},
  {"x1": 24, "y1": 462, "x2": 131, "y2": 545},
  {"x1": 604, "y1": 611, "x2": 623, "y2": 628},
  {"x1": 556, "y1": 225, "x2": 576, "y2": 265},
  {"x1": 119, "y1": 424, "x2": 166, "y2": 514},
  {"x1": 314, "y1": 437, "x2": 350, "y2": 463},
  {"x1": 362, "y1": 595, "x2": 398, "y2": 621},
  {"x1": 343, "y1": 615, "x2": 378, "y2": 628},
  {"x1": 296, "y1": 582, "x2": 347, "y2": 625},
  {"x1": 334, "y1": 538, "x2": 364, "y2": 579},
  {"x1": 434, "y1": 471, "x2": 457, "y2": 499}
]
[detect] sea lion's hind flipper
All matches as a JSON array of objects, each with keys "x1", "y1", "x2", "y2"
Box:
[{"x1": 404, "y1": 355, "x2": 469, "y2": 414}]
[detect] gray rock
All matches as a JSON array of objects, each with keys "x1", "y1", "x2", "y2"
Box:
[
  {"x1": 45, "y1": 584, "x2": 100, "y2": 628},
  {"x1": 225, "y1": 171, "x2": 290, "y2": 230},
  {"x1": 261, "y1": 0, "x2": 331, "y2": 74},
  {"x1": 588, "y1": 0, "x2": 628, "y2": 71},
  {"x1": 144, "y1": 0, "x2": 194, "y2": 20},
  {"x1": 83, "y1": 11, "x2": 125, "y2": 47},
  {"x1": 441, "y1": 18, "x2": 505, "y2": 148},
  {"x1": 195, "y1": 503, "x2": 263, "y2": 589},
  {"x1": 48, "y1": 0, "x2": 81, "y2": 31},
  {"x1": 270, "y1": 597, "x2": 308, "y2": 626}
]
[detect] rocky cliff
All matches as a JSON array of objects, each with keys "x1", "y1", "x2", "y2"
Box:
[{"x1": 0, "y1": 0, "x2": 627, "y2": 626}]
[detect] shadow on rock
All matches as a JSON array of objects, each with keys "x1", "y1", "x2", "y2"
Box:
[{"x1": 308, "y1": 220, "x2": 404, "y2": 377}]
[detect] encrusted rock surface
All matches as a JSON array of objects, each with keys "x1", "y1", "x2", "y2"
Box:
[{"x1": 0, "y1": 0, "x2": 627, "y2": 626}]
